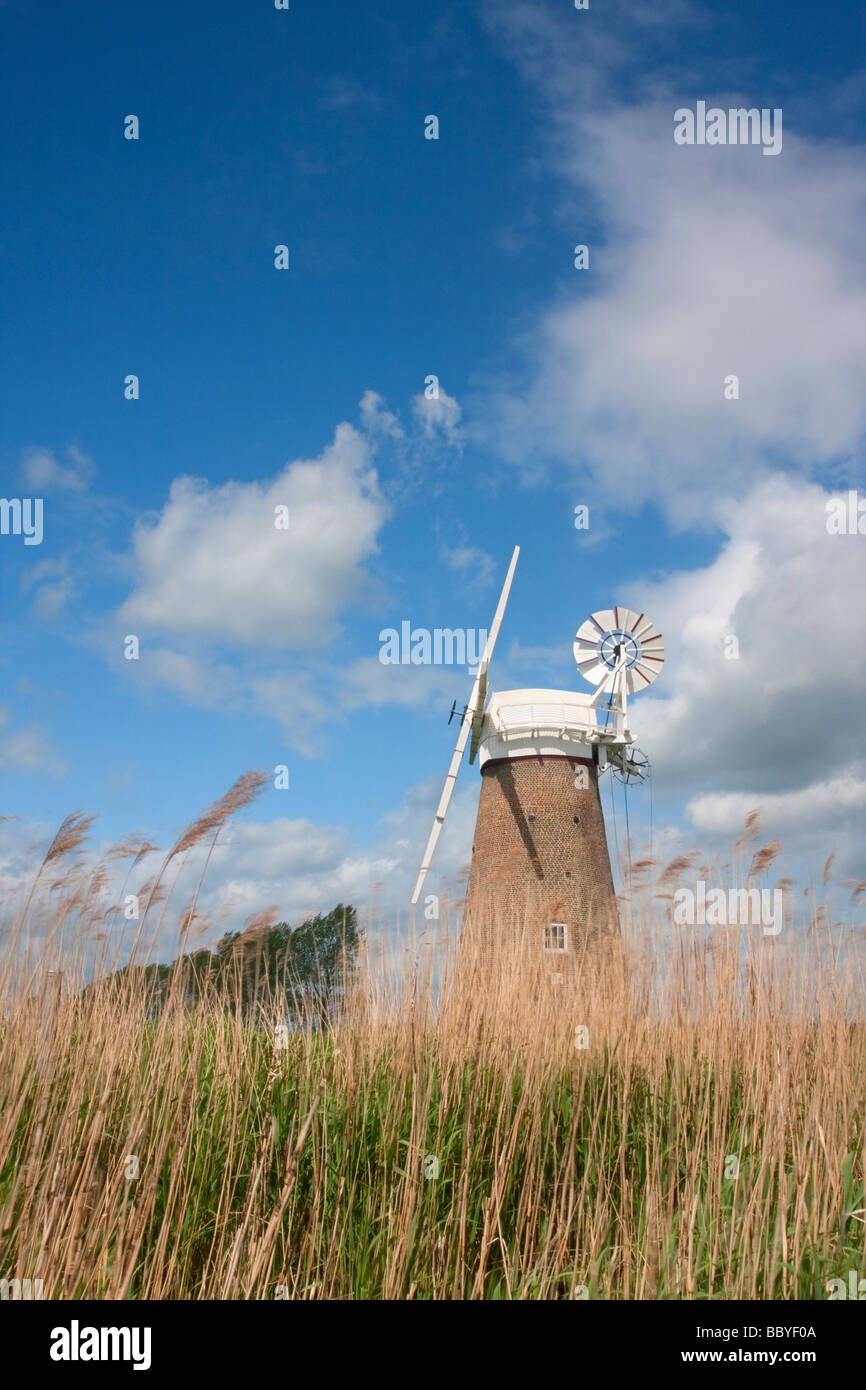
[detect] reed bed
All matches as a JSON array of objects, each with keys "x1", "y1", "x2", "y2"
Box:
[{"x1": 0, "y1": 785, "x2": 864, "y2": 1299}]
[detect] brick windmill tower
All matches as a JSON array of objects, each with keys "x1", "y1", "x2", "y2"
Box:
[{"x1": 410, "y1": 547, "x2": 664, "y2": 958}]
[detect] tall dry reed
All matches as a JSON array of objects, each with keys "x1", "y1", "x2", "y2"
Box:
[{"x1": 0, "y1": 790, "x2": 864, "y2": 1299}]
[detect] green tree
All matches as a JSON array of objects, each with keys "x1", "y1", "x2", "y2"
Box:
[
  {"x1": 208, "y1": 905, "x2": 361, "y2": 1021},
  {"x1": 282, "y1": 904, "x2": 361, "y2": 1024},
  {"x1": 86, "y1": 904, "x2": 361, "y2": 1025}
]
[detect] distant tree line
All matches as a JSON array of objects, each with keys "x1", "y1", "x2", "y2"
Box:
[{"x1": 90, "y1": 905, "x2": 361, "y2": 1025}]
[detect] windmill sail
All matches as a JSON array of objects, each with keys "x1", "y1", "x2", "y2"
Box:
[{"x1": 409, "y1": 545, "x2": 519, "y2": 906}]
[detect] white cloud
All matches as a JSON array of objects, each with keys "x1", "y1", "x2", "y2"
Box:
[
  {"x1": 115, "y1": 649, "x2": 333, "y2": 753},
  {"x1": 412, "y1": 388, "x2": 462, "y2": 445},
  {"x1": 105, "y1": 395, "x2": 476, "y2": 744},
  {"x1": 0, "y1": 775, "x2": 473, "y2": 966},
  {"x1": 101, "y1": 383, "x2": 488, "y2": 747},
  {"x1": 0, "y1": 817, "x2": 48, "y2": 906},
  {"x1": 480, "y1": 6, "x2": 866, "y2": 522},
  {"x1": 462, "y1": 2, "x2": 866, "y2": 879},
  {"x1": 359, "y1": 389, "x2": 404, "y2": 440},
  {"x1": 141, "y1": 647, "x2": 243, "y2": 708},
  {"x1": 21, "y1": 445, "x2": 93, "y2": 493},
  {"x1": 339, "y1": 656, "x2": 463, "y2": 712},
  {"x1": 193, "y1": 817, "x2": 399, "y2": 930},
  {"x1": 31, "y1": 579, "x2": 74, "y2": 622},
  {"x1": 0, "y1": 706, "x2": 64, "y2": 776},
  {"x1": 687, "y1": 775, "x2": 866, "y2": 838},
  {"x1": 190, "y1": 772, "x2": 476, "y2": 947},
  {"x1": 111, "y1": 635, "x2": 478, "y2": 758},
  {"x1": 622, "y1": 474, "x2": 866, "y2": 874},
  {"x1": 440, "y1": 543, "x2": 496, "y2": 588},
  {"x1": 249, "y1": 672, "x2": 331, "y2": 751},
  {"x1": 118, "y1": 422, "x2": 388, "y2": 647},
  {"x1": 21, "y1": 558, "x2": 75, "y2": 621}
]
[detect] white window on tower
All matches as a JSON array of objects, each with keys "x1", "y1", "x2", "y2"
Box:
[{"x1": 543, "y1": 922, "x2": 568, "y2": 954}]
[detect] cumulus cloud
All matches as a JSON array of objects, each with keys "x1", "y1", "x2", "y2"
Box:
[
  {"x1": 0, "y1": 807, "x2": 392, "y2": 957},
  {"x1": 194, "y1": 775, "x2": 477, "y2": 946},
  {"x1": 118, "y1": 422, "x2": 388, "y2": 648},
  {"x1": 479, "y1": 3, "x2": 866, "y2": 522},
  {"x1": 454, "y1": 0, "x2": 866, "y2": 880},
  {"x1": 686, "y1": 775, "x2": 866, "y2": 839},
  {"x1": 619, "y1": 474, "x2": 866, "y2": 875},
  {"x1": 0, "y1": 770, "x2": 475, "y2": 967},
  {"x1": 194, "y1": 816, "x2": 399, "y2": 930},
  {"x1": 102, "y1": 394, "x2": 485, "y2": 749}
]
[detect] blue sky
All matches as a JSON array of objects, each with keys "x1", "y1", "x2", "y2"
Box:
[{"x1": 2, "y1": 0, "x2": 865, "y2": 947}]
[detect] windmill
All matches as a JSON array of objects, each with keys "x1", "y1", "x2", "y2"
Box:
[{"x1": 410, "y1": 547, "x2": 664, "y2": 956}]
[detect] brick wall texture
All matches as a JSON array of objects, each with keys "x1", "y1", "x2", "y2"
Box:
[{"x1": 462, "y1": 754, "x2": 620, "y2": 952}]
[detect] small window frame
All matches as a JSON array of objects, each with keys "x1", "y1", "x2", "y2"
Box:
[{"x1": 543, "y1": 922, "x2": 568, "y2": 954}]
